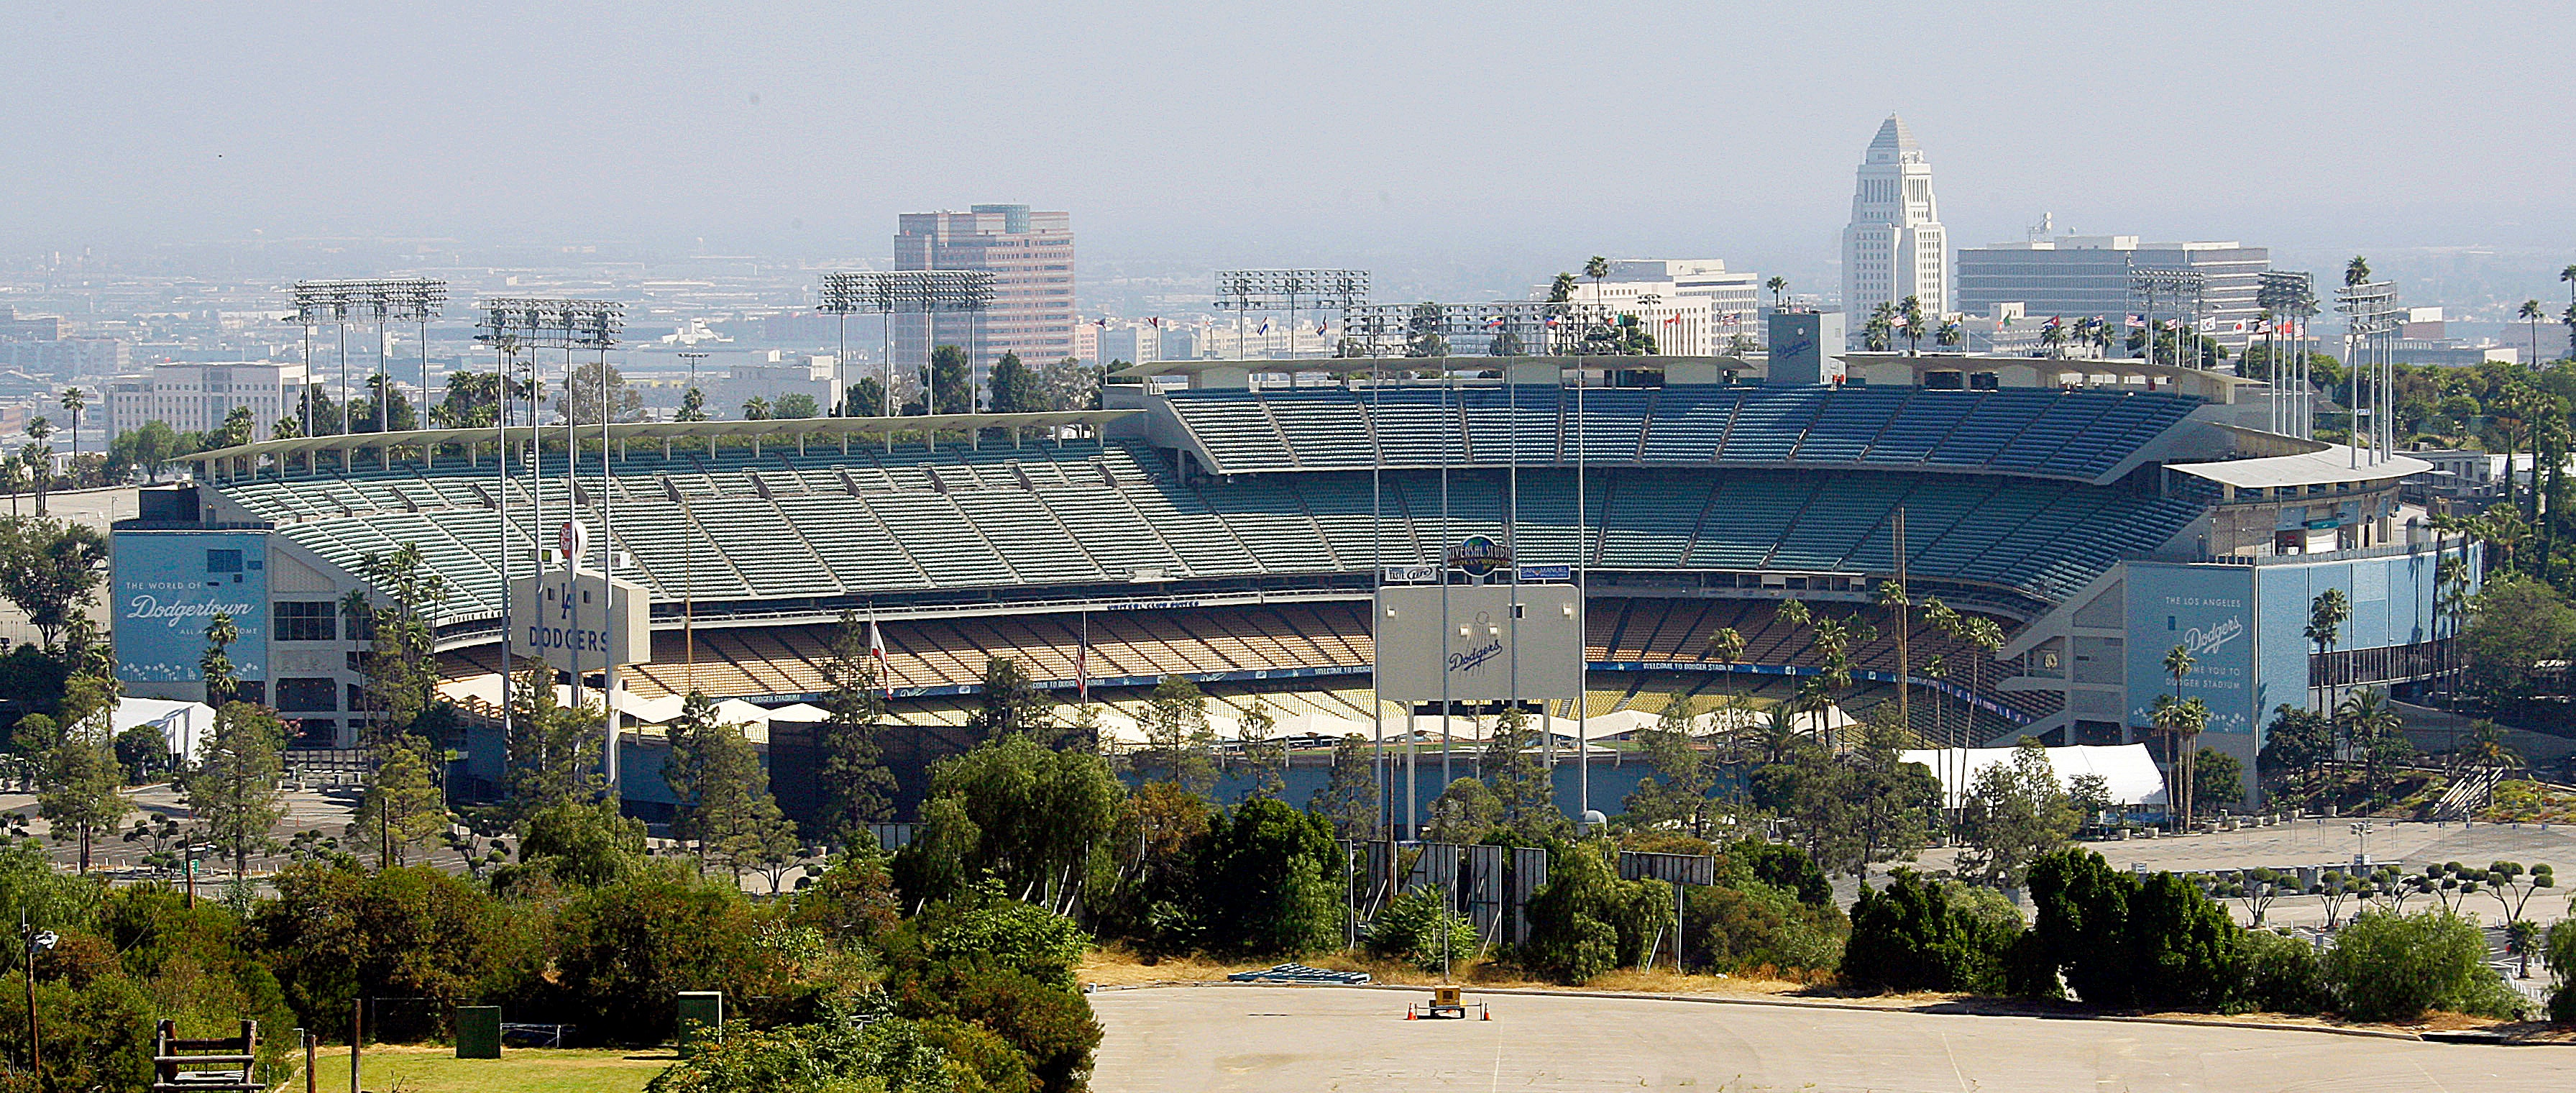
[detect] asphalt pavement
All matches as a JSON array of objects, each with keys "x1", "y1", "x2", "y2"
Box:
[{"x1": 1091, "y1": 984, "x2": 2567, "y2": 1092}]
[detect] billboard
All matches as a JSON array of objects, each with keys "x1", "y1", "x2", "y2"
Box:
[
  {"x1": 112, "y1": 530, "x2": 269, "y2": 684},
  {"x1": 508, "y1": 567, "x2": 651, "y2": 674},
  {"x1": 1374, "y1": 583, "x2": 1581, "y2": 702},
  {"x1": 2124, "y1": 563, "x2": 2256, "y2": 736}
]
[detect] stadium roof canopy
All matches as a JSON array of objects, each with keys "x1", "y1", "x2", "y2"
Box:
[
  {"x1": 1841, "y1": 352, "x2": 2254, "y2": 403},
  {"x1": 184, "y1": 410, "x2": 1139, "y2": 481},
  {"x1": 1111, "y1": 354, "x2": 1757, "y2": 380},
  {"x1": 2168, "y1": 445, "x2": 2430, "y2": 490}
]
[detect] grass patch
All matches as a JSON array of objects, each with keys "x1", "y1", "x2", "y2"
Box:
[{"x1": 288, "y1": 1045, "x2": 674, "y2": 1093}]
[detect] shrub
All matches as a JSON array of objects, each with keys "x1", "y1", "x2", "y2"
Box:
[
  {"x1": 1687, "y1": 879, "x2": 1845, "y2": 977},
  {"x1": 894, "y1": 963, "x2": 1099, "y2": 1093},
  {"x1": 2324, "y1": 909, "x2": 2524, "y2": 1022},
  {"x1": 2025, "y1": 847, "x2": 2135, "y2": 1005},
  {"x1": 1516, "y1": 842, "x2": 1664, "y2": 984},
  {"x1": 2235, "y1": 928, "x2": 2329, "y2": 1015},
  {"x1": 919, "y1": 1015, "x2": 1038, "y2": 1093},
  {"x1": 2548, "y1": 919, "x2": 2576, "y2": 1023},
  {"x1": 913, "y1": 886, "x2": 1092, "y2": 990},
  {"x1": 1838, "y1": 869, "x2": 2015, "y2": 994},
  {"x1": 2124, "y1": 872, "x2": 2240, "y2": 1011},
  {"x1": 1728, "y1": 839, "x2": 1831, "y2": 906},
  {"x1": 1367, "y1": 885, "x2": 1480, "y2": 973},
  {"x1": 548, "y1": 867, "x2": 763, "y2": 1044},
  {"x1": 643, "y1": 1007, "x2": 955, "y2": 1093},
  {"x1": 1196, "y1": 799, "x2": 1342, "y2": 959},
  {"x1": 253, "y1": 864, "x2": 541, "y2": 1035}
]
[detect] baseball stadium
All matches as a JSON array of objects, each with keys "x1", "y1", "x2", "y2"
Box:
[{"x1": 112, "y1": 339, "x2": 2458, "y2": 826}]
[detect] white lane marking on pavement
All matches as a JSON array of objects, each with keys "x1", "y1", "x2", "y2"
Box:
[{"x1": 1940, "y1": 1031, "x2": 1973, "y2": 1093}]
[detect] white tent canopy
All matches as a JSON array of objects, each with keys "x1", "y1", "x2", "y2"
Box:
[
  {"x1": 1899, "y1": 743, "x2": 2170, "y2": 809},
  {"x1": 114, "y1": 698, "x2": 216, "y2": 767}
]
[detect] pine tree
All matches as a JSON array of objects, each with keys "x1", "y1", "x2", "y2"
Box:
[
  {"x1": 188, "y1": 701, "x2": 288, "y2": 878},
  {"x1": 1238, "y1": 697, "x2": 1285, "y2": 800},
  {"x1": 34, "y1": 666, "x2": 129, "y2": 873},
  {"x1": 964, "y1": 656, "x2": 1055, "y2": 744},
  {"x1": 815, "y1": 614, "x2": 897, "y2": 847},
  {"x1": 352, "y1": 739, "x2": 449, "y2": 866},
  {"x1": 1482, "y1": 707, "x2": 1567, "y2": 841},
  {"x1": 505, "y1": 660, "x2": 600, "y2": 820},
  {"x1": 1140, "y1": 675, "x2": 1215, "y2": 793},
  {"x1": 664, "y1": 691, "x2": 798, "y2": 881},
  {"x1": 1306, "y1": 733, "x2": 1376, "y2": 839}
]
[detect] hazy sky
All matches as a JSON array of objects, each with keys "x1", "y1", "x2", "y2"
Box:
[{"x1": 6, "y1": 1, "x2": 2573, "y2": 295}]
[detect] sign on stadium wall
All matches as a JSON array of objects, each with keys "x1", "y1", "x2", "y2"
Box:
[
  {"x1": 111, "y1": 529, "x2": 270, "y2": 683},
  {"x1": 1374, "y1": 583, "x2": 1581, "y2": 702},
  {"x1": 509, "y1": 567, "x2": 651, "y2": 674}
]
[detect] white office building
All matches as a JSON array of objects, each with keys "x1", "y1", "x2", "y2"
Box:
[
  {"x1": 1841, "y1": 115, "x2": 1948, "y2": 325},
  {"x1": 1530, "y1": 260, "x2": 1750, "y2": 357},
  {"x1": 105, "y1": 362, "x2": 308, "y2": 439}
]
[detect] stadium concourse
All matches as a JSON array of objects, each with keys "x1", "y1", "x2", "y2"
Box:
[{"x1": 118, "y1": 351, "x2": 2461, "y2": 828}]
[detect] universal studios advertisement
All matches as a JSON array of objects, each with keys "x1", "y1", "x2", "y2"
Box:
[{"x1": 112, "y1": 530, "x2": 267, "y2": 683}]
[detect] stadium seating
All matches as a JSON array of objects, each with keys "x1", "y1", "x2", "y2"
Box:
[{"x1": 1163, "y1": 385, "x2": 2196, "y2": 482}]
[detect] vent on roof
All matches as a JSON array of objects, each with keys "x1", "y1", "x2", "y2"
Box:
[{"x1": 659, "y1": 474, "x2": 682, "y2": 503}]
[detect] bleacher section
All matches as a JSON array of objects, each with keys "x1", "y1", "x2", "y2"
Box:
[
  {"x1": 217, "y1": 434, "x2": 2198, "y2": 616},
  {"x1": 447, "y1": 598, "x2": 2051, "y2": 728},
  {"x1": 1165, "y1": 385, "x2": 2198, "y2": 483}
]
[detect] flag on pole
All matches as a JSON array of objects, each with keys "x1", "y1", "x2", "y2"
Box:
[
  {"x1": 2044, "y1": 315, "x2": 2063, "y2": 329},
  {"x1": 1076, "y1": 613, "x2": 1090, "y2": 702},
  {"x1": 1257, "y1": 319, "x2": 1271, "y2": 335},
  {"x1": 1149, "y1": 316, "x2": 1161, "y2": 329},
  {"x1": 1663, "y1": 313, "x2": 1682, "y2": 324},
  {"x1": 2127, "y1": 314, "x2": 2147, "y2": 329},
  {"x1": 868, "y1": 617, "x2": 892, "y2": 699},
  {"x1": 1485, "y1": 316, "x2": 1506, "y2": 329}
]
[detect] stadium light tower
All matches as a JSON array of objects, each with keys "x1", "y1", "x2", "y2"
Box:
[
  {"x1": 820, "y1": 270, "x2": 994, "y2": 421},
  {"x1": 291, "y1": 279, "x2": 448, "y2": 455},
  {"x1": 474, "y1": 296, "x2": 629, "y2": 794},
  {"x1": 1213, "y1": 270, "x2": 1369, "y2": 360}
]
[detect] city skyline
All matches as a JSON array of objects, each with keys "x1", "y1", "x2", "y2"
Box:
[{"x1": 4, "y1": 5, "x2": 2572, "y2": 301}]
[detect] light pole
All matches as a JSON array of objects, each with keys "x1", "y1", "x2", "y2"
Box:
[{"x1": 2350, "y1": 820, "x2": 2373, "y2": 871}]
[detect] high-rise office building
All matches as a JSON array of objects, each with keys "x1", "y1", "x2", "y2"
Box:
[
  {"x1": 1955, "y1": 237, "x2": 2270, "y2": 350},
  {"x1": 891, "y1": 204, "x2": 1076, "y2": 398},
  {"x1": 104, "y1": 361, "x2": 308, "y2": 439},
  {"x1": 1840, "y1": 115, "x2": 1948, "y2": 325}
]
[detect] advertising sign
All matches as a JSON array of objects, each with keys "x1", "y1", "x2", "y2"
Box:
[
  {"x1": 508, "y1": 567, "x2": 651, "y2": 674},
  {"x1": 2125, "y1": 564, "x2": 2256, "y2": 735},
  {"x1": 112, "y1": 530, "x2": 269, "y2": 683},
  {"x1": 1374, "y1": 583, "x2": 1581, "y2": 701}
]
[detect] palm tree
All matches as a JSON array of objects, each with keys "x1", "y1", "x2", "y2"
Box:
[
  {"x1": 2163, "y1": 643, "x2": 2196, "y2": 827},
  {"x1": 2337, "y1": 687, "x2": 2403, "y2": 803},
  {"x1": 1765, "y1": 276, "x2": 1788, "y2": 310},
  {"x1": 2345, "y1": 256, "x2": 2371, "y2": 288},
  {"x1": 57, "y1": 387, "x2": 84, "y2": 482},
  {"x1": 1876, "y1": 579, "x2": 1913, "y2": 732},
  {"x1": 1863, "y1": 302, "x2": 1895, "y2": 352},
  {"x1": 1585, "y1": 255, "x2": 1610, "y2": 308},
  {"x1": 1897, "y1": 296, "x2": 1925, "y2": 357},
  {"x1": 2306, "y1": 588, "x2": 2349, "y2": 713},
  {"x1": 201, "y1": 611, "x2": 242, "y2": 706},
  {"x1": 2562, "y1": 263, "x2": 2576, "y2": 358},
  {"x1": 22, "y1": 416, "x2": 51, "y2": 517},
  {"x1": 1705, "y1": 626, "x2": 1747, "y2": 757},
  {"x1": 1935, "y1": 319, "x2": 1962, "y2": 352},
  {"x1": 2522, "y1": 300, "x2": 2546, "y2": 365},
  {"x1": 2039, "y1": 321, "x2": 2068, "y2": 359}
]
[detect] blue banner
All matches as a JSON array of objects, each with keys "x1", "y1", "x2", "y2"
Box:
[{"x1": 112, "y1": 530, "x2": 268, "y2": 684}]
